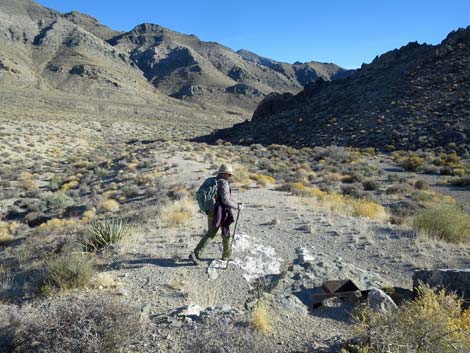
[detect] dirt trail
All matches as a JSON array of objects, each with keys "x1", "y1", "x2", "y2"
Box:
[{"x1": 95, "y1": 156, "x2": 470, "y2": 351}]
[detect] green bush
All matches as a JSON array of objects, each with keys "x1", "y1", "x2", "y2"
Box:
[
  {"x1": 450, "y1": 176, "x2": 470, "y2": 187},
  {"x1": 362, "y1": 179, "x2": 380, "y2": 191},
  {"x1": 42, "y1": 254, "x2": 95, "y2": 292},
  {"x1": 399, "y1": 155, "x2": 425, "y2": 171},
  {"x1": 85, "y1": 219, "x2": 131, "y2": 251},
  {"x1": 413, "y1": 204, "x2": 470, "y2": 243},
  {"x1": 41, "y1": 191, "x2": 74, "y2": 210}
]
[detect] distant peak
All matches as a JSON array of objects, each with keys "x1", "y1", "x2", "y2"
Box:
[
  {"x1": 132, "y1": 23, "x2": 166, "y2": 34},
  {"x1": 63, "y1": 10, "x2": 99, "y2": 23},
  {"x1": 442, "y1": 26, "x2": 470, "y2": 46}
]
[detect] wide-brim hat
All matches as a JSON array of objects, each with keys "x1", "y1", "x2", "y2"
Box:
[{"x1": 215, "y1": 164, "x2": 234, "y2": 176}]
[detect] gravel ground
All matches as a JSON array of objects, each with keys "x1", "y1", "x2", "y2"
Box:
[{"x1": 85, "y1": 157, "x2": 470, "y2": 352}]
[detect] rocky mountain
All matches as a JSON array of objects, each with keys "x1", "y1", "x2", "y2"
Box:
[
  {"x1": 0, "y1": 0, "x2": 161, "y2": 103},
  {"x1": 237, "y1": 49, "x2": 353, "y2": 85},
  {"x1": 0, "y1": 0, "x2": 349, "y2": 112},
  {"x1": 107, "y1": 23, "x2": 349, "y2": 110},
  {"x1": 206, "y1": 27, "x2": 470, "y2": 151}
]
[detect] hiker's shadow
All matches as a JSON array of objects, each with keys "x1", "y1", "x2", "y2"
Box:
[{"x1": 112, "y1": 257, "x2": 195, "y2": 270}]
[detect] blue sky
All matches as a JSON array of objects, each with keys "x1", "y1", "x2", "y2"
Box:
[{"x1": 36, "y1": 0, "x2": 470, "y2": 69}]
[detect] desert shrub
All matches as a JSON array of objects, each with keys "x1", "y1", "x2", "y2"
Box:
[
  {"x1": 350, "y1": 199, "x2": 388, "y2": 221},
  {"x1": 158, "y1": 198, "x2": 196, "y2": 228},
  {"x1": 167, "y1": 184, "x2": 188, "y2": 200},
  {"x1": 450, "y1": 176, "x2": 470, "y2": 186},
  {"x1": 250, "y1": 174, "x2": 276, "y2": 187},
  {"x1": 42, "y1": 254, "x2": 95, "y2": 293},
  {"x1": 414, "y1": 204, "x2": 470, "y2": 243},
  {"x1": 422, "y1": 163, "x2": 441, "y2": 174},
  {"x1": 0, "y1": 221, "x2": 19, "y2": 245},
  {"x1": 38, "y1": 218, "x2": 78, "y2": 232},
  {"x1": 49, "y1": 175, "x2": 62, "y2": 191},
  {"x1": 251, "y1": 304, "x2": 272, "y2": 334},
  {"x1": 341, "y1": 172, "x2": 364, "y2": 184},
  {"x1": 60, "y1": 180, "x2": 79, "y2": 192},
  {"x1": 98, "y1": 199, "x2": 120, "y2": 212},
  {"x1": 348, "y1": 285, "x2": 470, "y2": 353},
  {"x1": 17, "y1": 171, "x2": 39, "y2": 191},
  {"x1": 85, "y1": 219, "x2": 131, "y2": 251},
  {"x1": 399, "y1": 154, "x2": 425, "y2": 171},
  {"x1": 341, "y1": 183, "x2": 365, "y2": 198},
  {"x1": 414, "y1": 179, "x2": 429, "y2": 190},
  {"x1": 362, "y1": 179, "x2": 380, "y2": 191},
  {"x1": 0, "y1": 297, "x2": 141, "y2": 353},
  {"x1": 411, "y1": 189, "x2": 432, "y2": 200},
  {"x1": 122, "y1": 184, "x2": 140, "y2": 198},
  {"x1": 312, "y1": 146, "x2": 350, "y2": 163},
  {"x1": 441, "y1": 166, "x2": 466, "y2": 176},
  {"x1": 41, "y1": 191, "x2": 74, "y2": 210},
  {"x1": 386, "y1": 182, "x2": 413, "y2": 195}
]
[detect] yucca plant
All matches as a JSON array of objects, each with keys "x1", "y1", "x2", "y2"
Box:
[{"x1": 85, "y1": 219, "x2": 131, "y2": 251}]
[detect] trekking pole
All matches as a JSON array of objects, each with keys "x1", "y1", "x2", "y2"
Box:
[{"x1": 230, "y1": 203, "x2": 242, "y2": 250}]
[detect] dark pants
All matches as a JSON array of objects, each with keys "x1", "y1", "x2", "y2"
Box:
[{"x1": 194, "y1": 213, "x2": 232, "y2": 259}]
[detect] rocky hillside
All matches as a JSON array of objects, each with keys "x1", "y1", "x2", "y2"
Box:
[
  {"x1": 105, "y1": 23, "x2": 349, "y2": 110},
  {"x1": 206, "y1": 27, "x2": 470, "y2": 151},
  {"x1": 0, "y1": 0, "x2": 349, "y2": 112}
]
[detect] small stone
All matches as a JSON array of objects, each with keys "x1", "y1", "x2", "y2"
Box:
[
  {"x1": 116, "y1": 289, "x2": 128, "y2": 296},
  {"x1": 270, "y1": 218, "x2": 281, "y2": 226},
  {"x1": 140, "y1": 304, "x2": 152, "y2": 319}
]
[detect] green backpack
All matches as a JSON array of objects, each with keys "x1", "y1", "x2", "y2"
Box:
[{"x1": 196, "y1": 177, "x2": 218, "y2": 214}]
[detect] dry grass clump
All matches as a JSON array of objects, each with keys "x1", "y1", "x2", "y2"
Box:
[
  {"x1": 414, "y1": 204, "x2": 470, "y2": 243},
  {"x1": 347, "y1": 285, "x2": 470, "y2": 353},
  {"x1": 60, "y1": 180, "x2": 79, "y2": 192},
  {"x1": 250, "y1": 174, "x2": 276, "y2": 187},
  {"x1": 41, "y1": 254, "x2": 95, "y2": 293},
  {"x1": 231, "y1": 164, "x2": 252, "y2": 188},
  {"x1": 91, "y1": 272, "x2": 119, "y2": 289},
  {"x1": 411, "y1": 190, "x2": 456, "y2": 208},
  {"x1": 17, "y1": 171, "x2": 39, "y2": 191},
  {"x1": 0, "y1": 221, "x2": 19, "y2": 245},
  {"x1": 85, "y1": 219, "x2": 131, "y2": 251},
  {"x1": 158, "y1": 198, "x2": 196, "y2": 228},
  {"x1": 350, "y1": 199, "x2": 388, "y2": 221},
  {"x1": 0, "y1": 296, "x2": 141, "y2": 353},
  {"x1": 98, "y1": 198, "x2": 120, "y2": 212},
  {"x1": 136, "y1": 169, "x2": 162, "y2": 186},
  {"x1": 38, "y1": 218, "x2": 78, "y2": 232},
  {"x1": 281, "y1": 182, "x2": 388, "y2": 221},
  {"x1": 251, "y1": 303, "x2": 272, "y2": 334},
  {"x1": 81, "y1": 208, "x2": 96, "y2": 222}
]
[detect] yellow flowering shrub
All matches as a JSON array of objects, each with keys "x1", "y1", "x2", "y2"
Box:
[{"x1": 349, "y1": 285, "x2": 470, "y2": 353}]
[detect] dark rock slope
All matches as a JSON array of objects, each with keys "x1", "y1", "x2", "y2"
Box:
[
  {"x1": 0, "y1": 0, "x2": 348, "y2": 111},
  {"x1": 206, "y1": 27, "x2": 470, "y2": 151}
]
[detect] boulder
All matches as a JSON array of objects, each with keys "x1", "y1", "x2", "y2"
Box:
[
  {"x1": 413, "y1": 269, "x2": 470, "y2": 298},
  {"x1": 367, "y1": 288, "x2": 397, "y2": 314}
]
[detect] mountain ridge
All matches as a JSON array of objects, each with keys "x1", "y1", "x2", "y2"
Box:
[
  {"x1": 0, "y1": 0, "x2": 349, "y2": 112},
  {"x1": 201, "y1": 27, "x2": 470, "y2": 151}
]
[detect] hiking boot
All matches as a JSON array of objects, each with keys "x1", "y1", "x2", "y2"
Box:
[
  {"x1": 189, "y1": 252, "x2": 201, "y2": 265},
  {"x1": 222, "y1": 256, "x2": 232, "y2": 262}
]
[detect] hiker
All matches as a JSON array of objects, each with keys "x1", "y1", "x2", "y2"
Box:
[{"x1": 190, "y1": 164, "x2": 242, "y2": 264}]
